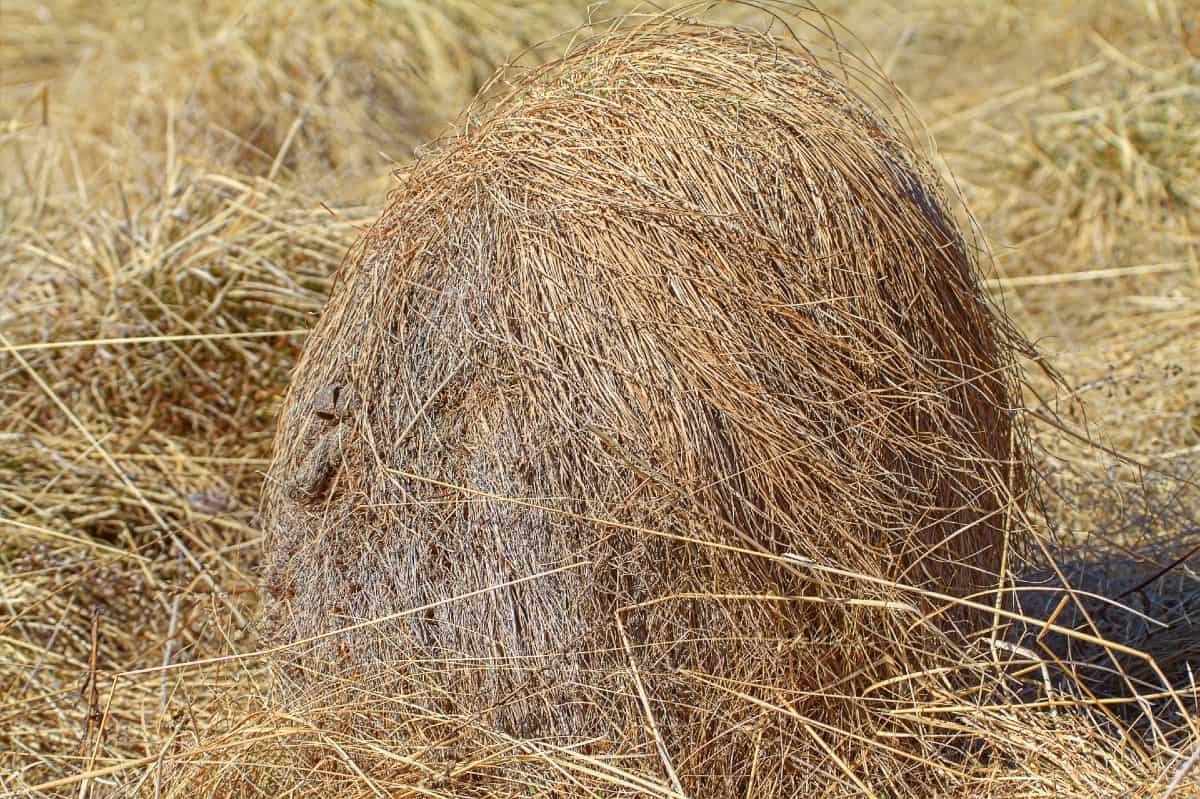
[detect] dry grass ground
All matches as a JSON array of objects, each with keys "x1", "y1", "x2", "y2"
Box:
[{"x1": 0, "y1": 1, "x2": 1197, "y2": 796}]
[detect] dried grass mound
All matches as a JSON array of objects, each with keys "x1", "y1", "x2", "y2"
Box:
[{"x1": 260, "y1": 18, "x2": 1040, "y2": 796}]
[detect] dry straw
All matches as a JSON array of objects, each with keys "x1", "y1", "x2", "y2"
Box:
[
  {"x1": 3, "y1": 1, "x2": 1195, "y2": 796},
  {"x1": 258, "y1": 14, "x2": 1056, "y2": 796}
]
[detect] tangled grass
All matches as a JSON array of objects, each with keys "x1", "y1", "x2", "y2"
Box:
[
  {"x1": 1, "y1": 1, "x2": 1197, "y2": 797},
  {"x1": 260, "y1": 16, "x2": 1042, "y2": 797}
]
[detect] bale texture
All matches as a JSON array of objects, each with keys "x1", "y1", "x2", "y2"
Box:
[{"x1": 261, "y1": 20, "x2": 1038, "y2": 795}]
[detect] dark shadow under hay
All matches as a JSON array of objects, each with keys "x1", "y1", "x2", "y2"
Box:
[
  {"x1": 260, "y1": 19, "x2": 1042, "y2": 795},
  {"x1": 1015, "y1": 465, "x2": 1200, "y2": 714}
]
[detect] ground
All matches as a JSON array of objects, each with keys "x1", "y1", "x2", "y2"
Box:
[{"x1": 1, "y1": 1, "x2": 1197, "y2": 796}]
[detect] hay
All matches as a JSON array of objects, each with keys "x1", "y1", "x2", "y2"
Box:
[
  {"x1": 4, "y1": 1, "x2": 1197, "y2": 797},
  {"x1": 259, "y1": 17, "x2": 1043, "y2": 795}
]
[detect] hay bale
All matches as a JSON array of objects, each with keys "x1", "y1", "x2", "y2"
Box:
[{"x1": 261, "y1": 19, "x2": 1037, "y2": 794}]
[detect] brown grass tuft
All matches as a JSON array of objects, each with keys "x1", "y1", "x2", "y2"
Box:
[{"x1": 257, "y1": 16, "x2": 1059, "y2": 796}]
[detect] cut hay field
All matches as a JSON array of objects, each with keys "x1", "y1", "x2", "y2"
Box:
[{"x1": 1, "y1": 1, "x2": 1198, "y2": 797}]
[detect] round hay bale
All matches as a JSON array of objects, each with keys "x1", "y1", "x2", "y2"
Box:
[{"x1": 261, "y1": 19, "x2": 1038, "y2": 794}]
